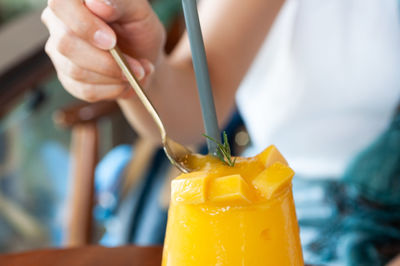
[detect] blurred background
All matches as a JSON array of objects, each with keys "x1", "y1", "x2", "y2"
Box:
[
  {"x1": 0, "y1": 0, "x2": 250, "y2": 254},
  {"x1": 0, "y1": 0, "x2": 72, "y2": 252},
  {"x1": 2, "y1": 1, "x2": 399, "y2": 265}
]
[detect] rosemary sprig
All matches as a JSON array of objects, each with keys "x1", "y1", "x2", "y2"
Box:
[{"x1": 203, "y1": 131, "x2": 237, "y2": 167}]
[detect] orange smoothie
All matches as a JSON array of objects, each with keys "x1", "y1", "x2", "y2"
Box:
[{"x1": 162, "y1": 145, "x2": 304, "y2": 266}]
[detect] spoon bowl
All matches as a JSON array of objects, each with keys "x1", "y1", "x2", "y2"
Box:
[{"x1": 163, "y1": 137, "x2": 192, "y2": 173}]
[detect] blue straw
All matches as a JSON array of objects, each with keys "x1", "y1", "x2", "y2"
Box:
[{"x1": 181, "y1": 0, "x2": 220, "y2": 156}]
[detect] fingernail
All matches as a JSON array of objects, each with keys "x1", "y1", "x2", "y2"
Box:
[
  {"x1": 99, "y1": 0, "x2": 114, "y2": 6},
  {"x1": 94, "y1": 30, "x2": 115, "y2": 49},
  {"x1": 86, "y1": 0, "x2": 115, "y2": 8},
  {"x1": 132, "y1": 65, "x2": 145, "y2": 80},
  {"x1": 147, "y1": 62, "x2": 155, "y2": 74}
]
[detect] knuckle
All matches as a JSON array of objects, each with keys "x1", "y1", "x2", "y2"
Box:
[
  {"x1": 40, "y1": 8, "x2": 49, "y2": 24},
  {"x1": 66, "y1": 64, "x2": 85, "y2": 81},
  {"x1": 56, "y1": 72, "x2": 64, "y2": 84},
  {"x1": 55, "y1": 32, "x2": 72, "y2": 56},
  {"x1": 110, "y1": 85, "x2": 126, "y2": 98},
  {"x1": 78, "y1": 20, "x2": 94, "y2": 36},
  {"x1": 44, "y1": 40, "x2": 52, "y2": 55},
  {"x1": 47, "y1": 0, "x2": 59, "y2": 10},
  {"x1": 103, "y1": 61, "x2": 115, "y2": 74},
  {"x1": 56, "y1": 73, "x2": 71, "y2": 92},
  {"x1": 102, "y1": 57, "x2": 120, "y2": 77},
  {"x1": 47, "y1": 0, "x2": 58, "y2": 9},
  {"x1": 80, "y1": 86, "x2": 98, "y2": 102}
]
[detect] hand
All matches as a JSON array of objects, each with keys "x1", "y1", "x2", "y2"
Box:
[
  {"x1": 41, "y1": 0, "x2": 166, "y2": 102},
  {"x1": 387, "y1": 254, "x2": 400, "y2": 266}
]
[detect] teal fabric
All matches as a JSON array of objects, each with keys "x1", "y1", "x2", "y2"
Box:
[
  {"x1": 340, "y1": 109, "x2": 400, "y2": 265},
  {"x1": 152, "y1": 0, "x2": 182, "y2": 28},
  {"x1": 296, "y1": 109, "x2": 400, "y2": 266},
  {"x1": 343, "y1": 112, "x2": 400, "y2": 207},
  {"x1": 295, "y1": 179, "x2": 400, "y2": 266}
]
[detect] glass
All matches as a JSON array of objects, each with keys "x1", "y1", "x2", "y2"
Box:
[{"x1": 162, "y1": 146, "x2": 304, "y2": 265}]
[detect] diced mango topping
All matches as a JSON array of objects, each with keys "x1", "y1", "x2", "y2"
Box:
[
  {"x1": 252, "y1": 162, "x2": 294, "y2": 200},
  {"x1": 171, "y1": 171, "x2": 208, "y2": 204},
  {"x1": 163, "y1": 145, "x2": 304, "y2": 266},
  {"x1": 257, "y1": 145, "x2": 288, "y2": 168},
  {"x1": 171, "y1": 146, "x2": 294, "y2": 204},
  {"x1": 208, "y1": 174, "x2": 252, "y2": 204}
]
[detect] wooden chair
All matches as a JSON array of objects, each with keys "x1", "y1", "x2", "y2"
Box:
[
  {"x1": 52, "y1": 12, "x2": 186, "y2": 247},
  {"x1": 0, "y1": 9, "x2": 54, "y2": 244}
]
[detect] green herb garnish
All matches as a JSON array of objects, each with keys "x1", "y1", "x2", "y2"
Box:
[{"x1": 203, "y1": 131, "x2": 236, "y2": 167}]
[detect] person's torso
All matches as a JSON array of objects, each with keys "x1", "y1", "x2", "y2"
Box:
[{"x1": 236, "y1": 0, "x2": 400, "y2": 178}]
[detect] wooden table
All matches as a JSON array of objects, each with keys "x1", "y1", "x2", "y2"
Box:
[
  {"x1": 0, "y1": 246, "x2": 319, "y2": 265},
  {"x1": 0, "y1": 246, "x2": 163, "y2": 266}
]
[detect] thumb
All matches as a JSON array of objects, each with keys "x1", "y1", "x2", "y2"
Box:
[{"x1": 84, "y1": 0, "x2": 152, "y2": 23}]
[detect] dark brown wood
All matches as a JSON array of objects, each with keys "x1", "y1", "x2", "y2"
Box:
[
  {"x1": 0, "y1": 49, "x2": 54, "y2": 119},
  {"x1": 53, "y1": 101, "x2": 120, "y2": 128},
  {"x1": 0, "y1": 246, "x2": 163, "y2": 266},
  {"x1": 0, "y1": 9, "x2": 51, "y2": 119},
  {"x1": 0, "y1": 245, "x2": 319, "y2": 266},
  {"x1": 65, "y1": 123, "x2": 99, "y2": 246}
]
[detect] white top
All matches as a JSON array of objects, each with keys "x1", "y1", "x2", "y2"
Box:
[{"x1": 236, "y1": 0, "x2": 400, "y2": 178}]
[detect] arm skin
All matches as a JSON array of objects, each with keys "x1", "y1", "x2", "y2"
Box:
[
  {"x1": 42, "y1": 0, "x2": 284, "y2": 145},
  {"x1": 118, "y1": 0, "x2": 285, "y2": 145}
]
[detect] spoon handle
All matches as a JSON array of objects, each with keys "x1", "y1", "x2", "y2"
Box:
[
  {"x1": 181, "y1": 0, "x2": 220, "y2": 156},
  {"x1": 109, "y1": 47, "x2": 166, "y2": 139}
]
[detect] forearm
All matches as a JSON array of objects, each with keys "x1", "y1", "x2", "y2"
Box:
[
  {"x1": 117, "y1": 53, "x2": 208, "y2": 145},
  {"x1": 118, "y1": 0, "x2": 285, "y2": 145}
]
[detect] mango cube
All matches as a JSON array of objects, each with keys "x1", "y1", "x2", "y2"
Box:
[
  {"x1": 257, "y1": 145, "x2": 288, "y2": 168},
  {"x1": 171, "y1": 171, "x2": 208, "y2": 204},
  {"x1": 208, "y1": 174, "x2": 252, "y2": 204},
  {"x1": 252, "y1": 162, "x2": 294, "y2": 200}
]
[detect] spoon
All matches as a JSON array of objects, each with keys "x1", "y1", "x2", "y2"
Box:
[{"x1": 110, "y1": 47, "x2": 193, "y2": 173}]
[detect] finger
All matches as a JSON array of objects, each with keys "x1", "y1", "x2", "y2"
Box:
[
  {"x1": 47, "y1": 0, "x2": 116, "y2": 49},
  {"x1": 85, "y1": 0, "x2": 165, "y2": 63},
  {"x1": 136, "y1": 58, "x2": 155, "y2": 86},
  {"x1": 139, "y1": 58, "x2": 155, "y2": 76},
  {"x1": 116, "y1": 58, "x2": 154, "y2": 99},
  {"x1": 57, "y1": 72, "x2": 128, "y2": 103},
  {"x1": 45, "y1": 35, "x2": 123, "y2": 79},
  {"x1": 112, "y1": 58, "x2": 155, "y2": 99},
  {"x1": 43, "y1": 8, "x2": 147, "y2": 81},
  {"x1": 45, "y1": 41, "x2": 122, "y2": 85},
  {"x1": 84, "y1": 0, "x2": 152, "y2": 24},
  {"x1": 43, "y1": 7, "x2": 118, "y2": 77},
  {"x1": 118, "y1": 86, "x2": 136, "y2": 99}
]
